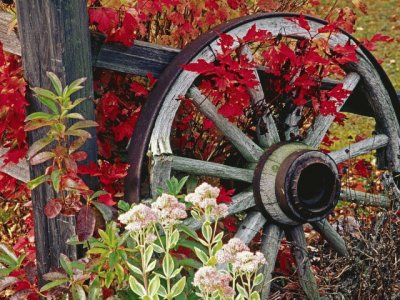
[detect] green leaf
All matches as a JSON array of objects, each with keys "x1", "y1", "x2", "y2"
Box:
[
  {"x1": 25, "y1": 111, "x2": 55, "y2": 121},
  {"x1": 145, "y1": 260, "x2": 156, "y2": 273},
  {"x1": 51, "y1": 169, "x2": 61, "y2": 193},
  {"x1": 65, "y1": 112, "x2": 85, "y2": 120},
  {"x1": 118, "y1": 200, "x2": 130, "y2": 212},
  {"x1": 171, "y1": 277, "x2": 186, "y2": 298},
  {"x1": 170, "y1": 229, "x2": 180, "y2": 248},
  {"x1": 194, "y1": 247, "x2": 209, "y2": 265},
  {"x1": 170, "y1": 266, "x2": 183, "y2": 279},
  {"x1": 47, "y1": 72, "x2": 63, "y2": 96},
  {"x1": 109, "y1": 252, "x2": 118, "y2": 269},
  {"x1": 253, "y1": 273, "x2": 264, "y2": 286},
  {"x1": 68, "y1": 97, "x2": 86, "y2": 109},
  {"x1": 176, "y1": 176, "x2": 189, "y2": 194},
  {"x1": 36, "y1": 94, "x2": 59, "y2": 114},
  {"x1": 158, "y1": 285, "x2": 167, "y2": 298},
  {"x1": 72, "y1": 284, "x2": 87, "y2": 300},
  {"x1": 105, "y1": 270, "x2": 115, "y2": 288},
  {"x1": 30, "y1": 151, "x2": 55, "y2": 165},
  {"x1": 144, "y1": 245, "x2": 154, "y2": 267},
  {"x1": 129, "y1": 275, "x2": 146, "y2": 297},
  {"x1": 250, "y1": 291, "x2": 261, "y2": 300},
  {"x1": 0, "y1": 244, "x2": 18, "y2": 265},
  {"x1": 27, "y1": 136, "x2": 53, "y2": 159},
  {"x1": 60, "y1": 254, "x2": 73, "y2": 276},
  {"x1": 115, "y1": 263, "x2": 125, "y2": 283},
  {"x1": 176, "y1": 224, "x2": 198, "y2": 240},
  {"x1": 201, "y1": 222, "x2": 212, "y2": 242},
  {"x1": 69, "y1": 120, "x2": 98, "y2": 131},
  {"x1": 236, "y1": 284, "x2": 248, "y2": 299},
  {"x1": 66, "y1": 129, "x2": 92, "y2": 139},
  {"x1": 27, "y1": 174, "x2": 49, "y2": 190},
  {"x1": 176, "y1": 258, "x2": 202, "y2": 269},
  {"x1": 33, "y1": 87, "x2": 58, "y2": 100},
  {"x1": 148, "y1": 275, "x2": 160, "y2": 297},
  {"x1": 65, "y1": 77, "x2": 87, "y2": 98},
  {"x1": 127, "y1": 261, "x2": 143, "y2": 276},
  {"x1": 93, "y1": 201, "x2": 113, "y2": 221},
  {"x1": 162, "y1": 253, "x2": 174, "y2": 278},
  {"x1": 40, "y1": 278, "x2": 69, "y2": 292}
]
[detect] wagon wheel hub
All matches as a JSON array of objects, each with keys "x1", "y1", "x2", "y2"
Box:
[{"x1": 253, "y1": 143, "x2": 340, "y2": 225}]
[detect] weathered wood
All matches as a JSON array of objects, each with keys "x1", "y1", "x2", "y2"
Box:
[
  {"x1": 287, "y1": 225, "x2": 320, "y2": 300},
  {"x1": 304, "y1": 73, "x2": 360, "y2": 148},
  {"x1": 240, "y1": 45, "x2": 280, "y2": 148},
  {"x1": 15, "y1": 0, "x2": 95, "y2": 284},
  {"x1": 348, "y1": 59, "x2": 400, "y2": 172},
  {"x1": 150, "y1": 155, "x2": 172, "y2": 198},
  {"x1": 340, "y1": 189, "x2": 391, "y2": 208},
  {"x1": 188, "y1": 87, "x2": 263, "y2": 162},
  {"x1": 171, "y1": 156, "x2": 253, "y2": 183},
  {"x1": 311, "y1": 219, "x2": 349, "y2": 257},
  {"x1": 234, "y1": 211, "x2": 267, "y2": 244},
  {"x1": 183, "y1": 189, "x2": 255, "y2": 230},
  {"x1": 0, "y1": 11, "x2": 179, "y2": 78},
  {"x1": 0, "y1": 148, "x2": 29, "y2": 183},
  {"x1": 255, "y1": 143, "x2": 308, "y2": 225},
  {"x1": 329, "y1": 134, "x2": 389, "y2": 164},
  {"x1": 259, "y1": 223, "x2": 284, "y2": 299},
  {"x1": 285, "y1": 106, "x2": 303, "y2": 141}
]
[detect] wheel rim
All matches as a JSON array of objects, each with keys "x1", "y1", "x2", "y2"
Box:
[{"x1": 125, "y1": 12, "x2": 400, "y2": 299}]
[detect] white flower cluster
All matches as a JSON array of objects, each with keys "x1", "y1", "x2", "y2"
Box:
[
  {"x1": 185, "y1": 182, "x2": 229, "y2": 218},
  {"x1": 151, "y1": 193, "x2": 187, "y2": 226},
  {"x1": 118, "y1": 204, "x2": 158, "y2": 231},
  {"x1": 193, "y1": 266, "x2": 234, "y2": 298},
  {"x1": 216, "y1": 238, "x2": 266, "y2": 273},
  {"x1": 118, "y1": 194, "x2": 187, "y2": 230}
]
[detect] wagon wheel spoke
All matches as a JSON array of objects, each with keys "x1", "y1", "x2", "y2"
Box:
[
  {"x1": 188, "y1": 86, "x2": 263, "y2": 162},
  {"x1": 285, "y1": 106, "x2": 303, "y2": 141},
  {"x1": 340, "y1": 188, "x2": 391, "y2": 208},
  {"x1": 171, "y1": 155, "x2": 253, "y2": 182},
  {"x1": 183, "y1": 189, "x2": 255, "y2": 230},
  {"x1": 234, "y1": 211, "x2": 266, "y2": 244},
  {"x1": 304, "y1": 72, "x2": 361, "y2": 148},
  {"x1": 310, "y1": 219, "x2": 349, "y2": 257},
  {"x1": 287, "y1": 225, "x2": 321, "y2": 300},
  {"x1": 240, "y1": 45, "x2": 280, "y2": 148},
  {"x1": 259, "y1": 223, "x2": 284, "y2": 299},
  {"x1": 329, "y1": 134, "x2": 389, "y2": 164}
]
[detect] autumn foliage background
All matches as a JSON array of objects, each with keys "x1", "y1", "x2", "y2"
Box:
[{"x1": 0, "y1": 0, "x2": 399, "y2": 298}]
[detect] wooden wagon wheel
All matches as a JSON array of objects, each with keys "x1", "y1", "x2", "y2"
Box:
[{"x1": 126, "y1": 13, "x2": 400, "y2": 299}]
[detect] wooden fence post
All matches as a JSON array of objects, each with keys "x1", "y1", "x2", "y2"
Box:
[{"x1": 14, "y1": 0, "x2": 96, "y2": 284}]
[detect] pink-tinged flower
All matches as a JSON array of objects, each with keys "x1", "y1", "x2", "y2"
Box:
[
  {"x1": 145, "y1": 233, "x2": 157, "y2": 243},
  {"x1": 118, "y1": 204, "x2": 158, "y2": 231},
  {"x1": 232, "y1": 251, "x2": 266, "y2": 273},
  {"x1": 151, "y1": 193, "x2": 187, "y2": 226},
  {"x1": 195, "y1": 182, "x2": 220, "y2": 198},
  {"x1": 211, "y1": 203, "x2": 229, "y2": 218},
  {"x1": 216, "y1": 237, "x2": 250, "y2": 264},
  {"x1": 193, "y1": 266, "x2": 234, "y2": 298}
]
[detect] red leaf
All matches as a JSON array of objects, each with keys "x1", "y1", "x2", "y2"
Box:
[
  {"x1": 107, "y1": 12, "x2": 137, "y2": 47},
  {"x1": 217, "y1": 187, "x2": 235, "y2": 203},
  {"x1": 44, "y1": 198, "x2": 62, "y2": 219},
  {"x1": 98, "y1": 193, "x2": 117, "y2": 206},
  {"x1": 89, "y1": 8, "x2": 119, "y2": 33},
  {"x1": 71, "y1": 151, "x2": 88, "y2": 162},
  {"x1": 76, "y1": 206, "x2": 96, "y2": 241},
  {"x1": 241, "y1": 24, "x2": 271, "y2": 43}
]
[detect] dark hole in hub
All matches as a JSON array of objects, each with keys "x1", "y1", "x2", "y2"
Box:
[{"x1": 297, "y1": 163, "x2": 335, "y2": 210}]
